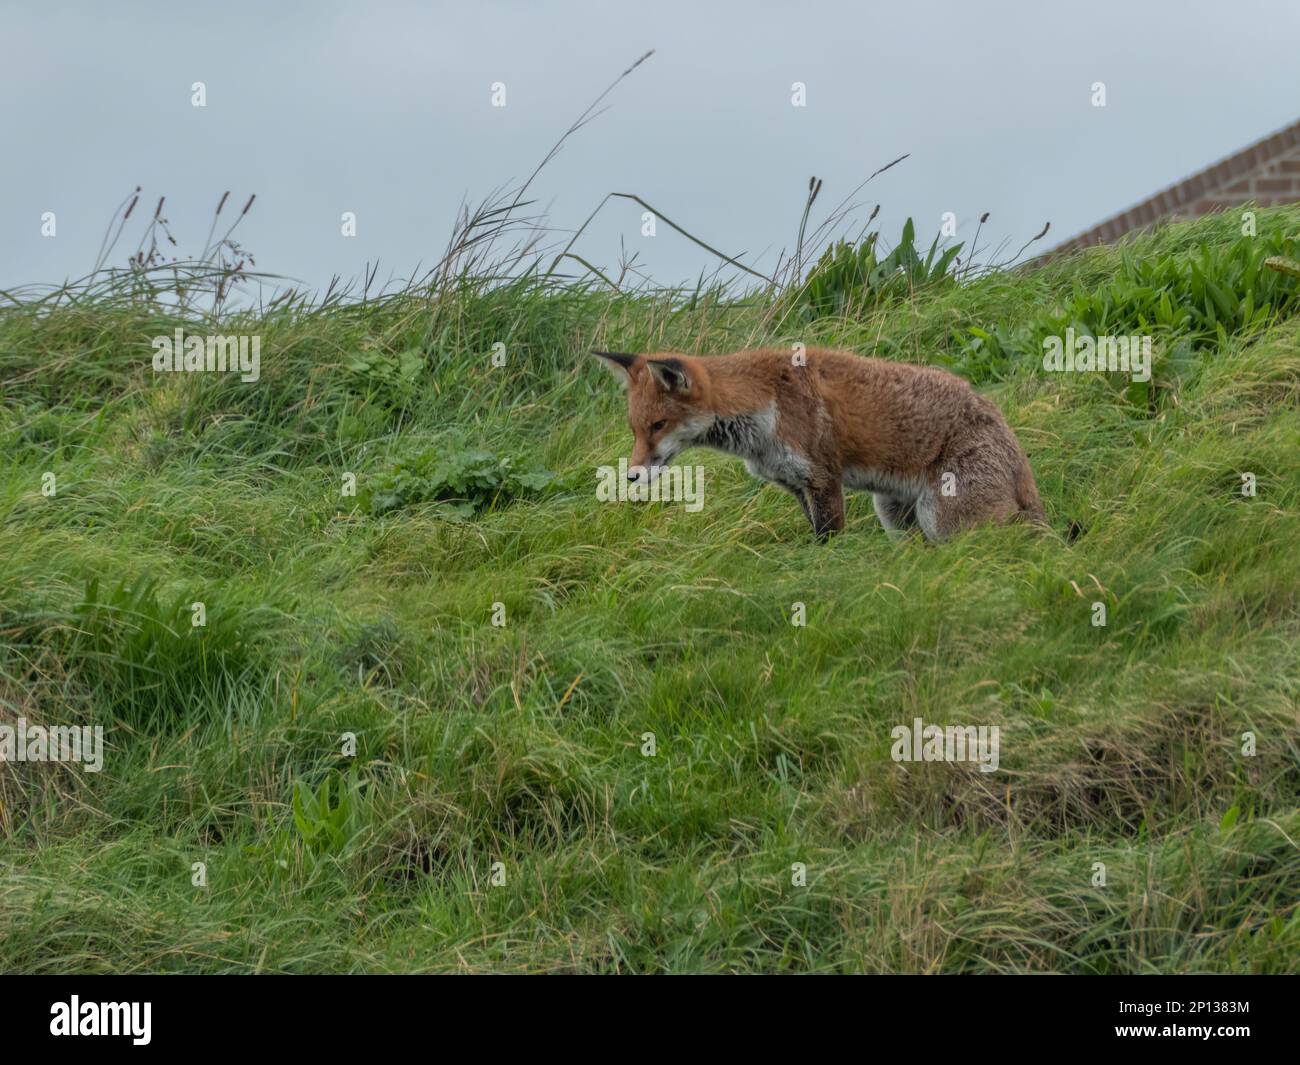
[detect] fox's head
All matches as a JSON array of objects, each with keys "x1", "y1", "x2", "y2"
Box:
[{"x1": 592, "y1": 351, "x2": 710, "y2": 483}]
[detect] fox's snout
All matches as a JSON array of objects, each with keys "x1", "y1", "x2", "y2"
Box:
[
  {"x1": 627, "y1": 438, "x2": 671, "y2": 483},
  {"x1": 625, "y1": 460, "x2": 662, "y2": 484}
]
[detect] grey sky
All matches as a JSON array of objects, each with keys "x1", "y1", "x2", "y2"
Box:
[{"x1": 5, "y1": 0, "x2": 1299, "y2": 296}]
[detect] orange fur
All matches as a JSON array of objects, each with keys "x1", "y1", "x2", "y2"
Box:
[{"x1": 594, "y1": 347, "x2": 1046, "y2": 542}]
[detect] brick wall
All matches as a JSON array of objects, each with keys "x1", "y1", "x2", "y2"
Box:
[
  {"x1": 1049, "y1": 119, "x2": 1300, "y2": 255},
  {"x1": 1181, "y1": 141, "x2": 1300, "y2": 216}
]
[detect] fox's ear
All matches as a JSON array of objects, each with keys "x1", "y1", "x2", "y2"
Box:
[
  {"x1": 646, "y1": 357, "x2": 691, "y2": 394},
  {"x1": 592, "y1": 350, "x2": 637, "y2": 387}
]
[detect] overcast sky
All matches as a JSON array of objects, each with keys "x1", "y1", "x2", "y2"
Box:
[{"x1": 5, "y1": 0, "x2": 1299, "y2": 297}]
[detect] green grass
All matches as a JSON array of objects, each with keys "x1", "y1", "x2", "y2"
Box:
[{"x1": 1, "y1": 206, "x2": 1298, "y2": 973}]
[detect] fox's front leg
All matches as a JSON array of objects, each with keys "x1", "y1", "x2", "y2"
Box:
[{"x1": 806, "y1": 480, "x2": 845, "y2": 543}]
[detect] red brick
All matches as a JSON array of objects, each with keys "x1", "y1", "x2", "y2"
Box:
[{"x1": 1255, "y1": 177, "x2": 1299, "y2": 193}]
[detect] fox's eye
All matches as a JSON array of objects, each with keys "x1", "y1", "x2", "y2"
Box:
[{"x1": 649, "y1": 420, "x2": 667, "y2": 434}]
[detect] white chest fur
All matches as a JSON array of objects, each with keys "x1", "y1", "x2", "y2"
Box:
[{"x1": 700, "y1": 404, "x2": 810, "y2": 489}]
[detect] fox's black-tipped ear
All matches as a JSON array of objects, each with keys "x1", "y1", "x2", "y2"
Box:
[
  {"x1": 647, "y1": 357, "x2": 691, "y2": 394},
  {"x1": 592, "y1": 350, "x2": 637, "y2": 386}
]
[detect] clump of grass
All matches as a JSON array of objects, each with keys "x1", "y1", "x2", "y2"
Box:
[{"x1": 1, "y1": 576, "x2": 278, "y2": 731}]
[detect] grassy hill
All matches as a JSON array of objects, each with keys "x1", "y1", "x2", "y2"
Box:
[{"x1": 1, "y1": 206, "x2": 1297, "y2": 973}]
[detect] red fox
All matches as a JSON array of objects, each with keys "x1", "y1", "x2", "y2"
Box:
[{"x1": 593, "y1": 347, "x2": 1046, "y2": 542}]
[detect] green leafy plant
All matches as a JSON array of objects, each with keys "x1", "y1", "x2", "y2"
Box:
[
  {"x1": 364, "y1": 435, "x2": 558, "y2": 517},
  {"x1": 950, "y1": 230, "x2": 1300, "y2": 384},
  {"x1": 250, "y1": 768, "x2": 371, "y2": 878},
  {"x1": 291, "y1": 768, "x2": 368, "y2": 857},
  {"x1": 344, "y1": 343, "x2": 426, "y2": 397},
  {"x1": 792, "y1": 218, "x2": 962, "y2": 321}
]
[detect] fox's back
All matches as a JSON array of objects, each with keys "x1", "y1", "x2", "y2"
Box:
[{"x1": 720, "y1": 347, "x2": 993, "y2": 473}]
